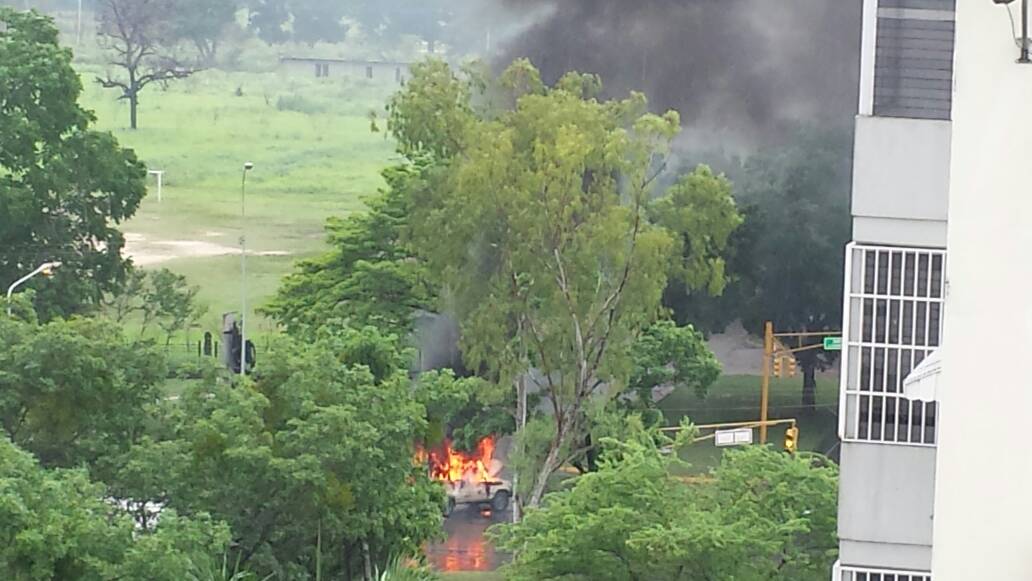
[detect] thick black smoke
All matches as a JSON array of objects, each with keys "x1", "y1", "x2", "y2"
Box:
[{"x1": 495, "y1": 0, "x2": 862, "y2": 148}]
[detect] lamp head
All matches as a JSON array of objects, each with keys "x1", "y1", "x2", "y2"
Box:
[{"x1": 243, "y1": 162, "x2": 254, "y2": 171}]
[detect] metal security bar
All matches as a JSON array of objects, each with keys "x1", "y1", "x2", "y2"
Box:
[
  {"x1": 839, "y1": 243, "x2": 946, "y2": 445},
  {"x1": 840, "y1": 565, "x2": 932, "y2": 581}
]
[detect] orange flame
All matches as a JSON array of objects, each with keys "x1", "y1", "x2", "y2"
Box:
[{"x1": 426, "y1": 436, "x2": 497, "y2": 484}]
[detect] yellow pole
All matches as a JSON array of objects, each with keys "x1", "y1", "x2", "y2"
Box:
[{"x1": 760, "y1": 321, "x2": 773, "y2": 444}]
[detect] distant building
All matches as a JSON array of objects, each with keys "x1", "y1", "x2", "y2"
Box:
[{"x1": 279, "y1": 56, "x2": 411, "y2": 84}]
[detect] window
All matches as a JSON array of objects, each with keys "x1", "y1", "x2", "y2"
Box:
[
  {"x1": 840, "y1": 244, "x2": 946, "y2": 445},
  {"x1": 840, "y1": 565, "x2": 931, "y2": 581},
  {"x1": 874, "y1": 0, "x2": 955, "y2": 120}
]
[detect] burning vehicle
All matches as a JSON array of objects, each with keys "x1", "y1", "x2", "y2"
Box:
[{"x1": 424, "y1": 436, "x2": 511, "y2": 516}]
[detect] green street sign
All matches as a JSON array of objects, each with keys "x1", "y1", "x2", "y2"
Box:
[{"x1": 823, "y1": 337, "x2": 843, "y2": 351}]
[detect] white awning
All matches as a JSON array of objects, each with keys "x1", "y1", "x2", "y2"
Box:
[{"x1": 903, "y1": 350, "x2": 941, "y2": 403}]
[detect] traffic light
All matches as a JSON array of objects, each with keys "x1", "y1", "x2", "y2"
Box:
[
  {"x1": 773, "y1": 355, "x2": 797, "y2": 379},
  {"x1": 784, "y1": 426, "x2": 800, "y2": 454}
]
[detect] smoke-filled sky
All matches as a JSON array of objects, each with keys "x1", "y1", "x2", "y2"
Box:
[{"x1": 488, "y1": 0, "x2": 861, "y2": 147}]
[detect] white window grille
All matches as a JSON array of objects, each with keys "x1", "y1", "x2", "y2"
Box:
[
  {"x1": 839, "y1": 243, "x2": 946, "y2": 445},
  {"x1": 840, "y1": 565, "x2": 932, "y2": 581}
]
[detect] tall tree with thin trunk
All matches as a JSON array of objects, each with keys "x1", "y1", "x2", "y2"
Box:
[
  {"x1": 389, "y1": 60, "x2": 742, "y2": 510},
  {"x1": 95, "y1": 0, "x2": 199, "y2": 129}
]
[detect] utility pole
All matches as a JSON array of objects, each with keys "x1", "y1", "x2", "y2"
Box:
[
  {"x1": 1022, "y1": 0, "x2": 1031, "y2": 64},
  {"x1": 240, "y1": 162, "x2": 253, "y2": 377},
  {"x1": 760, "y1": 322, "x2": 773, "y2": 443},
  {"x1": 759, "y1": 322, "x2": 842, "y2": 444}
]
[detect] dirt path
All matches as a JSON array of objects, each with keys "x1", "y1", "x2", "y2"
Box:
[{"x1": 123, "y1": 232, "x2": 290, "y2": 266}]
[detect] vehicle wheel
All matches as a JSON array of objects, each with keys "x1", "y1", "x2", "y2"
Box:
[
  {"x1": 443, "y1": 497, "x2": 456, "y2": 517},
  {"x1": 491, "y1": 490, "x2": 510, "y2": 512}
]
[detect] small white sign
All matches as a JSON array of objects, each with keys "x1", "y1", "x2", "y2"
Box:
[{"x1": 714, "y1": 428, "x2": 754, "y2": 447}]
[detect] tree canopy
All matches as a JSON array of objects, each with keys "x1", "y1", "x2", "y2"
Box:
[
  {"x1": 0, "y1": 8, "x2": 148, "y2": 319},
  {"x1": 0, "y1": 315, "x2": 166, "y2": 473},
  {"x1": 0, "y1": 437, "x2": 230, "y2": 581},
  {"x1": 732, "y1": 127, "x2": 852, "y2": 407},
  {"x1": 102, "y1": 267, "x2": 208, "y2": 344},
  {"x1": 664, "y1": 126, "x2": 853, "y2": 407},
  {"x1": 172, "y1": 0, "x2": 238, "y2": 64},
  {"x1": 105, "y1": 328, "x2": 463, "y2": 579},
  {"x1": 732, "y1": 126, "x2": 852, "y2": 339},
  {"x1": 265, "y1": 166, "x2": 434, "y2": 340},
  {"x1": 493, "y1": 425, "x2": 838, "y2": 581},
  {"x1": 244, "y1": 0, "x2": 456, "y2": 48},
  {"x1": 386, "y1": 59, "x2": 741, "y2": 507}
]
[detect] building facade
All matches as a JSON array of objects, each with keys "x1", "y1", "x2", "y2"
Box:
[
  {"x1": 931, "y1": 2, "x2": 1032, "y2": 578},
  {"x1": 837, "y1": 1, "x2": 1032, "y2": 578},
  {"x1": 279, "y1": 57, "x2": 411, "y2": 84},
  {"x1": 834, "y1": 0, "x2": 955, "y2": 578}
]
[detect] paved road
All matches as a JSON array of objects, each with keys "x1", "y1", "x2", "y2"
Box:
[{"x1": 426, "y1": 505, "x2": 511, "y2": 572}]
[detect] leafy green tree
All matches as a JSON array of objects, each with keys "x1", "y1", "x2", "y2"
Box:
[
  {"x1": 627, "y1": 320, "x2": 721, "y2": 406},
  {"x1": 492, "y1": 424, "x2": 838, "y2": 581},
  {"x1": 0, "y1": 316, "x2": 167, "y2": 471},
  {"x1": 172, "y1": 0, "x2": 238, "y2": 64},
  {"x1": 663, "y1": 127, "x2": 852, "y2": 408},
  {"x1": 0, "y1": 437, "x2": 230, "y2": 581},
  {"x1": 731, "y1": 126, "x2": 852, "y2": 409},
  {"x1": 265, "y1": 166, "x2": 434, "y2": 340},
  {"x1": 109, "y1": 330, "x2": 453, "y2": 580},
  {"x1": 102, "y1": 268, "x2": 149, "y2": 325},
  {"x1": 102, "y1": 267, "x2": 207, "y2": 343},
  {"x1": 0, "y1": 8, "x2": 148, "y2": 319},
  {"x1": 352, "y1": 0, "x2": 454, "y2": 53},
  {"x1": 563, "y1": 321, "x2": 720, "y2": 474},
  {"x1": 387, "y1": 59, "x2": 741, "y2": 508},
  {"x1": 246, "y1": 0, "x2": 349, "y2": 45},
  {"x1": 245, "y1": 0, "x2": 290, "y2": 44}
]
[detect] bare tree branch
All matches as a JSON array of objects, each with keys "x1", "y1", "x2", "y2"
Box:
[{"x1": 94, "y1": 0, "x2": 201, "y2": 128}]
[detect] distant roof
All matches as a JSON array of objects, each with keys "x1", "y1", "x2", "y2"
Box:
[{"x1": 279, "y1": 56, "x2": 411, "y2": 67}]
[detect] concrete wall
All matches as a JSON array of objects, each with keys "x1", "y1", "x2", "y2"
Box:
[
  {"x1": 836, "y1": 1, "x2": 953, "y2": 574},
  {"x1": 852, "y1": 216, "x2": 947, "y2": 247},
  {"x1": 932, "y1": 3, "x2": 1032, "y2": 579},
  {"x1": 851, "y1": 115, "x2": 951, "y2": 240},
  {"x1": 838, "y1": 442, "x2": 936, "y2": 571}
]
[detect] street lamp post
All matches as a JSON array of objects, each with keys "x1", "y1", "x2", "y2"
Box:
[
  {"x1": 240, "y1": 162, "x2": 254, "y2": 377},
  {"x1": 6, "y1": 262, "x2": 61, "y2": 316}
]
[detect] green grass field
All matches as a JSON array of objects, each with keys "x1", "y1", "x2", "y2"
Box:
[
  {"x1": 76, "y1": 65, "x2": 399, "y2": 333},
  {"x1": 658, "y1": 373, "x2": 840, "y2": 474}
]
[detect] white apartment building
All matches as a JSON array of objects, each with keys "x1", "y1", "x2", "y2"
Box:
[
  {"x1": 836, "y1": 1, "x2": 1032, "y2": 579},
  {"x1": 834, "y1": 0, "x2": 953, "y2": 578},
  {"x1": 931, "y1": 1, "x2": 1032, "y2": 578}
]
